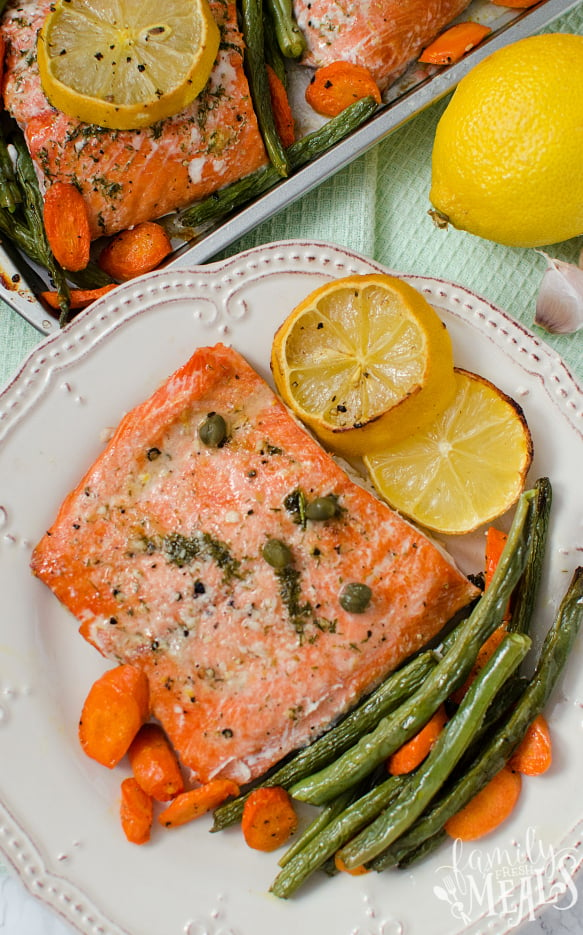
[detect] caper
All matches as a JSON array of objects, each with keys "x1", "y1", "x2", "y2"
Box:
[
  {"x1": 262, "y1": 538, "x2": 293, "y2": 569},
  {"x1": 306, "y1": 495, "x2": 339, "y2": 521},
  {"x1": 339, "y1": 582, "x2": 372, "y2": 614},
  {"x1": 198, "y1": 412, "x2": 227, "y2": 447}
]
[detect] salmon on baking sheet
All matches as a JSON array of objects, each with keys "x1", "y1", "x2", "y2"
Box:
[
  {"x1": 0, "y1": 0, "x2": 267, "y2": 238},
  {"x1": 31, "y1": 344, "x2": 478, "y2": 785},
  {"x1": 293, "y1": 0, "x2": 473, "y2": 90}
]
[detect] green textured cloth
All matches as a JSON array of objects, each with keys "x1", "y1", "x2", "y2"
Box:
[{"x1": 1, "y1": 4, "x2": 582, "y2": 387}]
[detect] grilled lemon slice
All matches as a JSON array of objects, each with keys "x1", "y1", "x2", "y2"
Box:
[
  {"x1": 271, "y1": 274, "x2": 456, "y2": 458},
  {"x1": 37, "y1": 0, "x2": 220, "y2": 130},
  {"x1": 364, "y1": 369, "x2": 533, "y2": 535}
]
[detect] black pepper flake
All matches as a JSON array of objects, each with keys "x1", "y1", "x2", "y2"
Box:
[
  {"x1": 147, "y1": 447, "x2": 161, "y2": 461},
  {"x1": 193, "y1": 580, "x2": 206, "y2": 596},
  {"x1": 221, "y1": 728, "x2": 234, "y2": 738},
  {"x1": 151, "y1": 640, "x2": 160, "y2": 650},
  {"x1": 137, "y1": 63, "x2": 146, "y2": 72},
  {"x1": 109, "y1": 617, "x2": 118, "y2": 625}
]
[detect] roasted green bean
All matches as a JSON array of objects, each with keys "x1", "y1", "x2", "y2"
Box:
[
  {"x1": 270, "y1": 774, "x2": 407, "y2": 897},
  {"x1": 337, "y1": 632, "x2": 530, "y2": 869},
  {"x1": 372, "y1": 565, "x2": 583, "y2": 872},
  {"x1": 241, "y1": 0, "x2": 290, "y2": 177},
  {"x1": 508, "y1": 476, "x2": 552, "y2": 634},
  {"x1": 266, "y1": 0, "x2": 306, "y2": 58}
]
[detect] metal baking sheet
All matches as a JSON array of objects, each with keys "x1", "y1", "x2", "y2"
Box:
[{"x1": 2, "y1": 0, "x2": 581, "y2": 335}]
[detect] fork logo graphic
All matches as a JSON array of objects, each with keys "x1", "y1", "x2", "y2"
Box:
[{"x1": 433, "y1": 827, "x2": 578, "y2": 928}]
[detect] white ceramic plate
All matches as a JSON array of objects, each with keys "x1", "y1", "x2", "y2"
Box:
[{"x1": 0, "y1": 240, "x2": 582, "y2": 935}]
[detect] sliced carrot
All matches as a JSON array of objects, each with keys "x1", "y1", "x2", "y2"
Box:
[
  {"x1": 387, "y1": 704, "x2": 448, "y2": 775},
  {"x1": 78, "y1": 664, "x2": 149, "y2": 769},
  {"x1": 266, "y1": 64, "x2": 295, "y2": 148},
  {"x1": 0, "y1": 35, "x2": 5, "y2": 103},
  {"x1": 120, "y1": 777, "x2": 153, "y2": 845},
  {"x1": 450, "y1": 622, "x2": 508, "y2": 705},
  {"x1": 98, "y1": 221, "x2": 173, "y2": 282},
  {"x1": 128, "y1": 723, "x2": 184, "y2": 802},
  {"x1": 43, "y1": 181, "x2": 91, "y2": 272},
  {"x1": 445, "y1": 767, "x2": 522, "y2": 841},
  {"x1": 241, "y1": 786, "x2": 298, "y2": 852},
  {"x1": 508, "y1": 714, "x2": 552, "y2": 776},
  {"x1": 490, "y1": 0, "x2": 539, "y2": 6},
  {"x1": 484, "y1": 526, "x2": 508, "y2": 588},
  {"x1": 450, "y1": 526, "x2": 511, "y2": 704},
  {"x1": 305, "y1": 61, "x2": 382, "y2": 118},
  {"x1": 419, "y1": 22, "x2": 492, "y2": 65},
  {"x1": 40, "y1": 284, "x2": 117, "y2": 311},
  {"x1": 158, "y1": 778, "x2": 239, "y2": 828},
  {"x1": 334, "y1": 853, "x2": 369, "y2": 875}
]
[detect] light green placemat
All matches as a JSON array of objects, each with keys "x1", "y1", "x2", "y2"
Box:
[{"x1": 1, "y1": 4, "x2": 582, "y2": 387}]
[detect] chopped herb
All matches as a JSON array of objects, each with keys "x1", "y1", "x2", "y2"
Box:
[{"x1": 283, "y1": 488, "x2": 307, "y2": 527}]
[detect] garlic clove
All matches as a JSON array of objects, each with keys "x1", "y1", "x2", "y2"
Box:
[{"x1": 534, "y1": 252, "x2": 583, "y2": 334}]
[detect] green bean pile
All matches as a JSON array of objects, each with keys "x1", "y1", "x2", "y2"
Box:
[{"x1": 211, "y1": 477, "x2": 583, "y2": 898}]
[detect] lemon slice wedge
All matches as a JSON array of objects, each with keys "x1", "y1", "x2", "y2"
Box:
[
  {"x1": 271, "y1": 274, "x2": 456, "y2": 457},
  {"x1": 364, "y1": 369, "x2": 533, "y2": 535},
  {"x1": 37, "y1": 0, "x2": 221, "y2": 130}
]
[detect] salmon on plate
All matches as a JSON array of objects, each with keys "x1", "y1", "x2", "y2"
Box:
[
  {"x1": 31, "y1": 344, "x2": 478, "y2": 785},
  {"x1": 2, "y1": 0, "x2": 472, "y2": 238}
]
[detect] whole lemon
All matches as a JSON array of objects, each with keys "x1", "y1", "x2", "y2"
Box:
[{"x1": 429, "y1": 33, "x2": 583, "y2": 248}]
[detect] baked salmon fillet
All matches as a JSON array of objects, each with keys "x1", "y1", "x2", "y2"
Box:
[
  {"x1": 0, "y1": 0, "x2": 267, "y2": 238},
  {"x1": 293, "y1": 0, "x2": 473, "y2": 90},
  {"x1": 31, "y1": 344, "x2": 478, "y2": 784}
]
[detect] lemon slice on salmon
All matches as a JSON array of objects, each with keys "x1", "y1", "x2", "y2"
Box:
[
  {"x1": 271, "y1": 274, "x2": 456, "y2": 457},
  {"x1": 37, "y1": 0, "x2": 220, "y2": 130},
  {"x1": 364, "y1": 369, "x2": 533, "y2": 535}
]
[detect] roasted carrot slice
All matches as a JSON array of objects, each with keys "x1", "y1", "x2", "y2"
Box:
[
  {"x1": 419, "y1": 22, "x2": 492, "y2": 65},
  {"x1": 387, "y1": 704, "x2": 448, "y2": 775},
  {"x1": 120, "y1": 777, "x2": 153, "y2": 845},
  {"x1": 43, "y1": 181, "x2": 91, "y2": 272},
  {"x1": 158, "y1": 778, "x2": 239, "y2": 828},
  {"x1": 78, "y1": 664, "x2": 149, "y2": 768},
  {"x1": 445, "y1": 767, "x2": 522, "y2": 841},
  {"x1": 241, "y1": 786, "x2": 298, "y2": 852},
  {"x1": 98, "y1": 221, "x2": 173, "y2": 282},
  {"x1": 305, "y1": 61, "x2": 382, "y2": 118},
  {"x1": 334, "y1": 853, "x2": 369, "y2": 875},
  {"x1": 450, "y1": 623, "x2": 508, "y2": 705},
  {"x1": 40, "y1": 284, "x2": 117, "y2": 311},
  {"x1": 490, "y1": 0, "x2": 539, "y2": 6},
  {"x1": 266, "y1": 64, "x2": 295, "y2": 148},
  {"x1": 128, "y1": 723, "x2": 184, "y2": 802},
  {"x1": 484, "y1": 526, "x2": 508, "y2": 588},
  {"x1": 450, "y1": 526, "x2": 510, "y2": 703},
  {"x1": 508, "y1": 714, "x2": 552, "y2": 776}
]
